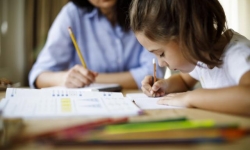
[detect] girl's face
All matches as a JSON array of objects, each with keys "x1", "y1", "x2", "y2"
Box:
[
  {"x1": 136, "y1": 33, "x2": 196, "y2": 73},
  {"x1": 88, "y1": 0, "x2": 117, "y2": 9}
]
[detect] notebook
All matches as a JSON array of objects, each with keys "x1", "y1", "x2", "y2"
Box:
[
  {"x1": 126, "y1": 93, "x2": 184, "y2": 109},
  {"x1": 0, "y1": 88, "x2": 141, "y2": 119}
]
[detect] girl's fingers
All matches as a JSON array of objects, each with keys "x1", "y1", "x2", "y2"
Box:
[
  {"x1": 142, "y1": 76, "x2": 167, "y2": 98},
  {"x1": 154, "y1": 91, "x2": 165, "y2": 97},
  {"x1": 151, "y1": 80, "x2": 164, "y2": 91},
  {"x1": 141, "y1": 75, "x2": 154, "y2": 96},
  {"x1": 141, "y1": 86, "x2": 152, "y2": 96},
  {"x1": 150, "y1": 80, "x2": 165, "y2": 96}
]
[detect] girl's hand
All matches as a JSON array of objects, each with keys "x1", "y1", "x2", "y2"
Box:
[
  {"x1": 157, "y1": 92, "x2": 192, "y2": 107},
  {"x1": 62, "y1": 65, "x2": 98, "y2": 88},
  {"x1": 141, "y1": 75, "x2": 167, "y2": 97}
]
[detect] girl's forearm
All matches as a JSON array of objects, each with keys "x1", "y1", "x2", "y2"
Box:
[{"x1": 187, "y1": 85, "x2": 250, "y2": 116}]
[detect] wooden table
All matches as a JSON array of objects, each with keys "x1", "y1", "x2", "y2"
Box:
[{"x1": 0, "y1": 90, "x2": 250, "y2": 150}]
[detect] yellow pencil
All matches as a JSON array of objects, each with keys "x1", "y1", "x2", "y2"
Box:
[
  {"x1": 152, "y1": 58, "x2": 157, "y2": 97},
  {"x1": 68, "y1": 27, "x2": 87, "y2": 68},
  {"x1": 153, "y1": 58, "x2": 157, "y2": 84}
]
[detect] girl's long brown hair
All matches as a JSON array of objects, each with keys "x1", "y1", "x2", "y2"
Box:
[{"x1": 130, "y1": 0, "x2": 229, "y2": 66}]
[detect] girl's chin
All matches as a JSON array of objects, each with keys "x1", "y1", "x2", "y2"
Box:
[
  {"x1": 170, "y1": 66, "x2": 194, "y2": 73},
  {"x1": 176, "y1": 69, "x2": 192, "y2": 73}
]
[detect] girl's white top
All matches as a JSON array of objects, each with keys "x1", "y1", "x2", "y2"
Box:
[{"x1": 189, "y1": 30, "x2": 250, "y2": 89}]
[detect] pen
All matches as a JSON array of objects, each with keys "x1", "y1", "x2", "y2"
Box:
[
  {"x1": 152, "y1": 58, "x2": 156, "y2": 97},
  {"x1": 68, "y1": 27, "x2": 87, "y2": 68}
]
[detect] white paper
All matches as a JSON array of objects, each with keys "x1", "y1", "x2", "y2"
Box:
[
  {"x1": 1, "y1": 88, "x2": 141, "y2": 119},
  {"x1": 126, "y1": 93, "x2": 184, "y2": 109}
]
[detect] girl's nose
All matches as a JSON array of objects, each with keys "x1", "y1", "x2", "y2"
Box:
[{"x1": 158, "y1": 59, "x2": 167, "y2": 67}]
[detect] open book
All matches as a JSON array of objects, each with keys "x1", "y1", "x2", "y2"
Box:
[{"x1": 0, "y1": 88, "x2": 141, "y2": 119}]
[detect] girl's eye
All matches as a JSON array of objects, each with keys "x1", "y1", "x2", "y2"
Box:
[{"x1": 160, "y1": 52, "x2": 165, "y2": 57}]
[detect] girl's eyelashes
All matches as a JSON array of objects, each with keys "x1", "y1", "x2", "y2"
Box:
[{"x1": 160, "y1": 52, "x2": 165, "y2": 57}]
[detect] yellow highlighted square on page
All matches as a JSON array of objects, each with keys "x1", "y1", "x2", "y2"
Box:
[{"x1": 61, "y1": 98, "x2": 72, "y2": 112}]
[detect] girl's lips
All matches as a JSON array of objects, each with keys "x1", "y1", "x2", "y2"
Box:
[
  {"x1": 167, "y1": 64, "x2": 178, "y2": 71},
  {"x1": 168, "y1": 66, "x2": 177, "y2": 71}
]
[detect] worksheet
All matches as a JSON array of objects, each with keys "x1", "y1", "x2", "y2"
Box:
[{"x1": 0, "y1": 88, "x2": 142, "y2": 119}]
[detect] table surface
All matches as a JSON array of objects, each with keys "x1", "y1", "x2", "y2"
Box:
[{"x1": 0, "y1": 90, "x2": 250, "y2": 150}]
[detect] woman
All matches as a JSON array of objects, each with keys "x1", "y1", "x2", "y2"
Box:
[{"x1": 29, "y1": 0, "x2": 165, "y2": 89}]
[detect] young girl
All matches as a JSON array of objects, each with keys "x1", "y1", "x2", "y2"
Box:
[{"x1": 130, "y1": 0, "x2": 250, "y2": 116}]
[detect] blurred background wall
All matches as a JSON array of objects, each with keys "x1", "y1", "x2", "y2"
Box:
[
  {"x1": 0, "y1": 0, "x2": 249, "y2": 86},
  {"x1": 219, "y1": 0, "x2": 250, "y2": 39},
  {"x1": 0, "y1": 0, "x2": 68, "y2": 86}
]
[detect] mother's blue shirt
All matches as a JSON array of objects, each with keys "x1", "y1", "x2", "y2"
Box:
[{"x1": 29, "y1": 2, "x2": 165, "y2": 88}]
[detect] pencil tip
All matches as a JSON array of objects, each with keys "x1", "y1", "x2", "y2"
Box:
[{"x1": 68, "y1": 27, "x2": 72, "y2": 33}]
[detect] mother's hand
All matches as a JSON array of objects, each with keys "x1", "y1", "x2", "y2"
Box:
[{"x1": 62, "y1": 65, "x2": 98, "y2": 88}]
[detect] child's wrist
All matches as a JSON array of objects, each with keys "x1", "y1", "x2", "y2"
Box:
[{"x1": 184, "y1": 91, "x2": 195, "y2": 107}]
